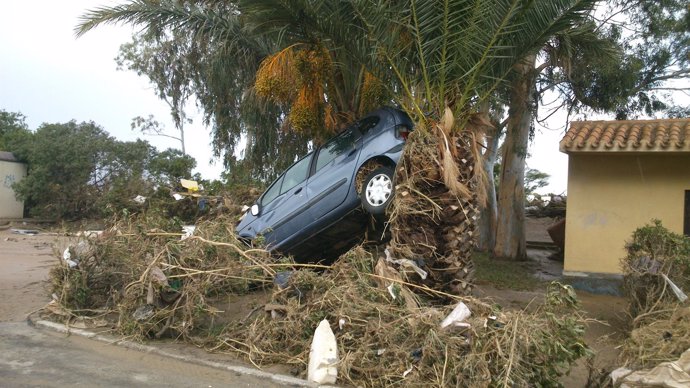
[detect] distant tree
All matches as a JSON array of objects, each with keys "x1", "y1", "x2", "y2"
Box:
[
  {"x1": 148, "y1": 147, "x2": 196, "y2": 187},
  {"x1": 117, "y1": 33, "x2": 194, "y2": 154},
  {"x1": 524, "y1": 169, "x2": 550, "y2": 197},
  {"x1": 0, "y1": 109, "x2": 29, "y2": 150},
  {"x1": 7, "y1": 118, "x2": 197, "y2": 220}
]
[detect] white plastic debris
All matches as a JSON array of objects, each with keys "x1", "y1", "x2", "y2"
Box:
[
  {"x1": 62, "y1": 248, "x2": 78, "y2": 268},
  {"x1": 662, "y1": 274, "x2": 688, "y2": 303},
  {"x1": 610, "y1": 367, "x2": 633, "y2": 384},
  {"x1": 307, "y1": 319, "x2": 339, "y2": 384},
  {"x1": 377, "y1": 348, "x2": 386, "y2": 356},
  {"x1": 338, "y1": 318, "x2": 346, "y2": 330},
  {"x1": 181, "y1": 225, "x2": 196, "y2": 241},
  {"x1": 384, "y1": 248, "x2": 428, "y2": 280},
  {"x1": 11, "y1": 228, "x2": 39, "y2": 235},
  {"x1": 387, "y1": 284, "x2": 397, "y2": 300},
  {"x1": 440, "y1": 302, "x2": 472, "y2": 329},
  {"x1": 75, "y1": 230, "x2": 103, "y2": 239},
  {"x1": 133, "y1": 195, "x2": 147, "y2": 204},
  {"x1": 172, "y1": 193, "x2": 184, "y2": 201},
  {"x1": 402, "y1": 366, "x2": 414, "y2": 378}
]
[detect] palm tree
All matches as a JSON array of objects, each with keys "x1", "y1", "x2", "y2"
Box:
[{"x1": 78, "y1": 0, "x2": 598, "y2": 294}]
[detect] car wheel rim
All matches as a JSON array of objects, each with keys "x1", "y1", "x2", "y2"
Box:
[{"x1": 365, "y1": 173, "x2": 392, "y2": 207}]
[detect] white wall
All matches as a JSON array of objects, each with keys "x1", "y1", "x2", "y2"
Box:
[{"x1": 0, "y1": 161, "x2": 27, "y2": 219}]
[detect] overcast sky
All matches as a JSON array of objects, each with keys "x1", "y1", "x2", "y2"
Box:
[{"x1": 0, "y1": 0, "x2": 570, "y2": 193}]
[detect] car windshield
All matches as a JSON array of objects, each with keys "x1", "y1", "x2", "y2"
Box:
[{"x1": 280, "y1": 154, "x2": 312, "y2": 194}]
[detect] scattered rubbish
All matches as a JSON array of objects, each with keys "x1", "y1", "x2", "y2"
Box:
[
  {"x1": 373, "y1": 258, "x2": 418, "y2": 309},
  {"x1": 11, "y1": 228, "x2": 39, "y2": 235},
  {"x1": 440, "y1": 302, "x2": 472, "y2": 329},
  {"x1": 62, "y1": 248, "x2": 78, "y2": 268},
  {"x1": 133, "y1": 304, "x2": 156, "y2": 322},
  {"x1": 662, "y1": 274, "x2": 688, "y2": 303},
  {"x1": 338, "y1": 318, "x2": 346, "y2": 330},
  {"x1": 384, "y1": 248, "x2": 428, "y2": 280},
  {"x1": 402, "y1": 366, "x2": 414, "y2": 378},
  {"x1": 181, "y1": 225, "x2": 196, "y2": 240},
  {"x1": 133, "y1": 195, "x2": 147, "y2": 204},
  {"x1": 264, "y1": 304, "x2": 288, "y2": 320},
  {"x1": 173, "y1": 193, "x2": 184, "y2": 201},
  {"x1": 75, "y1": 230, "x2": 103, "y2": 238},
  {"x1": 273, "y1": 271, "x2": 293, "y2": 289},
  {"x1": 410, "y1": 348, "x2": 423, "y2": 362},
  {"x1": 387, "y1": 284, "x2": 397, "y2": 300},
  {"x1": 307, "y1": 319, "x2": 338, "y2": 384},
  {"x1": 180, "y1": 178, "x2": 199, "y2": 192},
  {"x1": 150, "y1": 266, "x2": 168, "y2": 286},
  {"x1": 612, "y1": 348, "x2": 690, "y2": 387},
  {"x1": 377, "y1": 348, "x2": 386, "y2": 356}
]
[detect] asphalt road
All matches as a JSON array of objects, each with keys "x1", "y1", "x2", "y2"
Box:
[
  {"x1": 0, "y1": 229, "x2": 293, "y2": 388},
  {"x1": 0, "y1": 321, "x2": 291, "y2": 388}
]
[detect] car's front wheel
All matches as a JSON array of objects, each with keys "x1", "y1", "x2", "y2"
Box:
[{"x1": 361, "y1": 167, "x2": 395, "y2": 215}]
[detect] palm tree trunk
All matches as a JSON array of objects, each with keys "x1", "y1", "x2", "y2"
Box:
[{"x1": 493, "y1": 54, "x2": 537, "y2": 260}]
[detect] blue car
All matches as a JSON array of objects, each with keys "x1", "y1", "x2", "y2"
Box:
[{"x1": 236, "y1": 107, "x2": 413, "y2": 256}]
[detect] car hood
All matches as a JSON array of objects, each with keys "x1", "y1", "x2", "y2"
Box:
[{"x1": 235, "y1": 210, "x2": 258, "y2": 238}]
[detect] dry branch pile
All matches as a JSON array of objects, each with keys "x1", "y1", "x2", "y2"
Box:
[
  {"x1": 49, "y1": 210, "x2": 277, "y2": 340},
  {"x1": 216, "y1": 247, "x2": 589, "y2": 387},
  {"x1": 47, "y1": 212, "x2": 589, "y2": 386},
  {"x1": 619, "y1": 220, "x2": 690, "y2": 369}
]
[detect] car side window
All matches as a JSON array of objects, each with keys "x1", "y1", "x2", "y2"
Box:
[
  {"x1": 261, "y1": 177, "x2": 283, "y2": 206},
  {"x1": 357, "y1": 116, "x2": 380, "y2": 135},
  {"x1": 280, "y1": 154, "x2": 312, "y2": 195},
  {"x1": 315, "y1": 128, "x2": 359, "y2": 172}
]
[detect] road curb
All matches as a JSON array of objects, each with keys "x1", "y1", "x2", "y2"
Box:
[{"x1": 28, "y1": 315, "x2": 333, "y2": 387}]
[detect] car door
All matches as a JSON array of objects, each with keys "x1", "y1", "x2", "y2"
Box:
[
  {"x1": 305, "y1": 123, "x2": 364, "y2": 223},
  {"x1": 257, "y1": 153, "x2": 315, "y2": 249}
]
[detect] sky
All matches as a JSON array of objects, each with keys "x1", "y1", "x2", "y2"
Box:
[{"x1": 0, "y1": 0, "x2": 570, "y2": 193}]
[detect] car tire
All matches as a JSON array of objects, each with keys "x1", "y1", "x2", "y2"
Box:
[{"x1": 361, "y1": 167, "x2": 395, "y2": 215}]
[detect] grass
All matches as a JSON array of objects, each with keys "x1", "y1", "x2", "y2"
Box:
[{"x1": 473, "y1": 251, "x2": 544, "y2": 291}]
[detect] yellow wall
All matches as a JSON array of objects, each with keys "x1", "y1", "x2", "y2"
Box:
[
  {"x1": 0, "y1": 160, "x2": 27, "y2": 218},
  {"x1": 564, "y1": 154, "x2": 690, "y2": 275}
]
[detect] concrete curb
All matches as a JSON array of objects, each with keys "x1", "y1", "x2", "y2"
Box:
[{"x1": 28, "y1": 315, "x2": 333, "y2": 387}]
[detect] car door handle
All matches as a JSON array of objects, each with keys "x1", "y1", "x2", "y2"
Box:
[
  {"x1": 293, "y1": 187, "x2": 303, "y2": 195},
  {"x1": 348, "y1": 148, "x2": 358, "y2": 156}
]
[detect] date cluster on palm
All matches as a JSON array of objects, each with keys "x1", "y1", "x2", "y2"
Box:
[{"x1": 387, "y1": 122, "x2": 481, "y2": 297}]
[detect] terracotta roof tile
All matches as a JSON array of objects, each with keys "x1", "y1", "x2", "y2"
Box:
[{"x1": 560, "y1": 118, "x2": 690, "y2": 153}]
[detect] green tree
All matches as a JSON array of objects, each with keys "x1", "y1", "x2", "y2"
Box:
[
  {"x1": 0, "y1": 109, "x2": 30, "y2": 150},
  {"x1": 148, "y1": 147, "x2": 196, "y2": 186}
]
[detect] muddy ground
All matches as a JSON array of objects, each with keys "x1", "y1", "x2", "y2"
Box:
[{"x1": 0, "y1": 220, "x2": 628, "y2": 387}]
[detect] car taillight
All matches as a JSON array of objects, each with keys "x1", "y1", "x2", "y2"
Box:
[{"x1": 395, "y1": 125, "x2": 411, "y2": 141}]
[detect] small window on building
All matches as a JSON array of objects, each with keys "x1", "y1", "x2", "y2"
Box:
[{"x1": 685, "y1": 190, "x2": 690, "y2": 237}]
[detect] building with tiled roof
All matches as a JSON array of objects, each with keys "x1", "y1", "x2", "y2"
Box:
[
  {"x1": 560, "y1": 118, "x2": 690, "y2": 277},
  {"x1": 0, "y1": 151, "x2": 26, "y2": 219}
]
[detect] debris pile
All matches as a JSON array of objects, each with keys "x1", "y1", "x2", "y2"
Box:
[
  {"x1": 217, "y1": 247, "x2": 589, "y2": 387},
  {"x1": 48, "y1": 210, "x2": 276, "y2": 340},
  {"x1": 618, "y1": 220, "x2": 690, "y2": 370}
]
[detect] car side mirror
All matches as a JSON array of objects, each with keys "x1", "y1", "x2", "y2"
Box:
[{"x1": 250, "y1": 204, "x2": 260, "y2": 216}]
